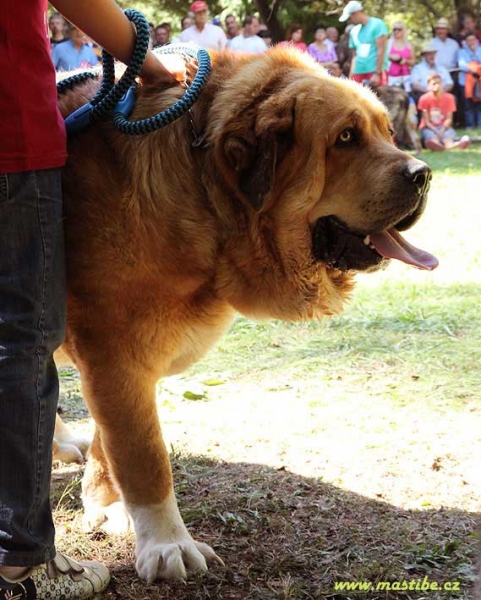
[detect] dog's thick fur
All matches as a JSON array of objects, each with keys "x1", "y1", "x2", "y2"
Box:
[
  {"x1": 56, "y1": 47, "x2": 432, "y2": 582},
  {"x1": 376, "y1": 85, "x2": 422, "y2": 152}
]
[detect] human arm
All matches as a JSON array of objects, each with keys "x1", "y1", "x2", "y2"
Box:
[
  {"x1": 370, "y1": 34, "x2": 387, "y2": 86},
  {"x1": 410, "y1": 66, "x2": 428, "y2": 93},
  {"x1": 442, "y1": 69, "x2": 454, "y2": 92},
  {"x1": 349, "y1": 49, "x2": 356, "y2": 78},
  {"x1": 401, "y1": 44, "x2": 416, "y2": 67},
  {"x1": 218, "y1": 28, "x2": 228, "y2": 50},
  {"x1": 50, "y1": 0, "x2": 184, "y2": 84}
]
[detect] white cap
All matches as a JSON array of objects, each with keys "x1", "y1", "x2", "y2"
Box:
[{"x1": 339, "y1": 1, "x2": 364, "y2": 22}]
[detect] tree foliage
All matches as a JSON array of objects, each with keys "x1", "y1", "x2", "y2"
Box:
[{"x1": 114, "y1": 0, "x2": 480, "y2": 41}]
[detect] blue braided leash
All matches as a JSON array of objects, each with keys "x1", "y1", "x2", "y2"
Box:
[{"x1": 57, "y1": 9, "x2": 211, "y2": 136}]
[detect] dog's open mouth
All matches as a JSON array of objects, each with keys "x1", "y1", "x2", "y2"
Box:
[{"x1": 312, "y1": 216, "x2": 438, "y2": 272}]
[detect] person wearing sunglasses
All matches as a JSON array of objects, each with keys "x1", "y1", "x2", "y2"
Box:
[{"x1": 387, "y1": 21, "x2": 415, "y2": 91}]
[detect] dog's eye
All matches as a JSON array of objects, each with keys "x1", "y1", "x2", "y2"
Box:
[
  {"x1": 336, "y1": 128, "x2": 356, "y2": 144},
  {"x1": 388, "y1": 127, "x2": 395, "y2": 137}
]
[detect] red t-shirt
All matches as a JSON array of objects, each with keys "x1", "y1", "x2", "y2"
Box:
[
  {"x1": 0, "y1": 0, "x2": 67, "y2": 173},
  {"x1": 417, "y1": 91, "x2": 456, "y2": 129}
]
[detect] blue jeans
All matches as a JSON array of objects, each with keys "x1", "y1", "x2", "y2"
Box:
[
  {"x1": 0, "y1": 169, "x2": 66, "y2": 567},
  {"x1": 463, "y1": 94, "x2": 481, "y2": 128}
]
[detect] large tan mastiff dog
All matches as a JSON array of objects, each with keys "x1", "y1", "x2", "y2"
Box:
[{"x1": 56, "y1": 47, "x2": 436, "y2": 582}]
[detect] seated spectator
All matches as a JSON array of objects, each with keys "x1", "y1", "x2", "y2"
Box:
[
  {"x1": 51, "y1": 23, "x2": 99, "y2": 71},
  {"x1": 326, "y1": 26, "x2": 340, "y2": 44},
  {"x1": 455, "y1": 13, "x2": 481, "y2": 46},
  {"x1": 229, "y1": 16, "x2": 267, "y2": 53},
  {"x1": 387, "y1": 21, "x2": 415, "y2": 91},
  {"x1": 153, "y1": 24, "x2": 171, "y2": 47},
  {"x1": 410, "y1": 42, "x2": 453, "y2": 102},
  {"x1": 181, "y1": 15, "x2": 194, "y2": 30},
  {"x1": 179, "y1": 1, "x2": 227, "y2": 50},
  {"x1": 458, "y1": 31, "x2": 481, "y2": 128},
  {"x1": 171, "y1": 15, "x2": 194, "y2": 43},
  {"x1": 307, "y1": 25, "x2": 338, "y2": 68},
  {"x1": 329, "y1": 61, "x2": 348, "y2": 78},
  {"x1": 49, "y1": 12, "x2": 68, "y2": 48},
  {"x1": 418, "y1": 72, "x2": 470, "y2": 150},
  {"x1": 280, "y1": 24, "x2": 307, "y2": 51},
  {"x1": 258, "y1": 29, "x2": 272, "y2": 47},
  {"x1": 225, "y1": 14, "x2": 240, "y2": 42}
]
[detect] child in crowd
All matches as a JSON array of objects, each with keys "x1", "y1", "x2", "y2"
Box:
[{"x1": 418, "y1": 72, "x2": 470, "y2": 150}]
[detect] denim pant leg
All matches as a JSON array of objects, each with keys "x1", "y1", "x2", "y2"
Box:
[
  {"x1": 475, "y1": 101, "x2": 481, "y2": 127},
  {"x1": 463, "y1": 94, "x2": 476, "y2": 128},
  {"x1": 0, "y1": 169, "x2": 66, "y2": 567}
]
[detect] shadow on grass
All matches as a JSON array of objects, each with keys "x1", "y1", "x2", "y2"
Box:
[{"x1": 51, "y1": 454, "x2": 479, "y2": 600}]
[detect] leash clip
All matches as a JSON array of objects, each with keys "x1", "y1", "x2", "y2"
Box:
[
  {"x1": 114, "y1": 85, "x2": 137, "y2": 119},
  {"x1": 65, "y1": 102, "x2": 95, "y2": 136}
]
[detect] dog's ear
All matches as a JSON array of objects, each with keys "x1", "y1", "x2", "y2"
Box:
[{"x1": 217, "y1": 93, "x2": 295, "y2": 212}]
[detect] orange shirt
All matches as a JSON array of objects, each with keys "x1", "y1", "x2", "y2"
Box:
[{"x1": 417, "y1": 91, "x2": 456, "y2": 129}]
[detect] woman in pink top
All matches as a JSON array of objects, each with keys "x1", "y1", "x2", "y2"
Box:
[
  {"x1": 280, "y1": 23, "x2": 307, "y2": 51},
  {"x1": 387, "y1": 21, "x2": 415, "y2": 90}
]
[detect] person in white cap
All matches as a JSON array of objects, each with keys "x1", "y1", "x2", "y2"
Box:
[
  {"x1": 339, "y1": 0, "x2": 388, "y2": 87},
  {"x1": 179, "y1": 0, "x2": 227, "y2": 50}
]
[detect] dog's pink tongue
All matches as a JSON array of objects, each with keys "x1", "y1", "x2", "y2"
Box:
[{"x1": 370, "y1": 229, "x2": 438, "y2": 270}]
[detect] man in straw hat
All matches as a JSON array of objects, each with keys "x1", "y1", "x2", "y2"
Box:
[
  {"x1": 339, "y1": 1, "x2": 389, "y2": 87},
  {"x1": 430, "y1": 17, "x2": 464, "y2": 125},
  {"x1": 430, "y1": 17, "x2": 460, "y2": 71}
]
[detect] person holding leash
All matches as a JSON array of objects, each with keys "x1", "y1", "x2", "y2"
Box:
[{"x1": 0, "y1": 1, "x2": 183, "y2": 598}]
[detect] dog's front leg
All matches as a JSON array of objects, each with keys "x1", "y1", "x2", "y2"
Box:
[
  {"x1": 79, "y1": 365, "x2": 222, "y2": 581},
  {"x1": 128, "y1": 490, "x2": 223, "y2": 581}
]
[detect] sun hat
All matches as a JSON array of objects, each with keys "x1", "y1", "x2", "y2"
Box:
[
  {"x1": 339, "y1": 1, "x2": 364, "y2": 22},
  {"x1": 434, "y1": 17, "x2": 450, "y2": 29},
  {"x1": 421, "y1": 41, "x2": 438, "y2": 53},
  {"x1": 190, "y1": 1, "x2": 208, "y2": 13}
]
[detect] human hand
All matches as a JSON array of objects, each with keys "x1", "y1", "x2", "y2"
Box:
[
  {"x1": 369, "y1": 72, "x2": 381, "y2": 87},
  {"x1": 140, "y1": 51, "x2": 198, "y2": 86}
]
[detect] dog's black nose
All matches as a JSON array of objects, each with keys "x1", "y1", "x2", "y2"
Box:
[{"x1": 403, "y1": 161, "x2": 432, "y2": 194}]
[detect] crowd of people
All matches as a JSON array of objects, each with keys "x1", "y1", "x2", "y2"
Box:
[{"x1": 48, "y1": 0, "x2": 481, "y2": 149}]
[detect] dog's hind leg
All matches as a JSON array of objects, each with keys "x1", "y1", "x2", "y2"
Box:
[
  {"x1": 81, "y1": 427, "x2": 131, "y2": 534},
  {"x1": 78, "y1": 358, "x2": 222, "y2": 581}
]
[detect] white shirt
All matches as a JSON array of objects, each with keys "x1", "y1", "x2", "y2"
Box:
[
  {"x1": 229, "y1": 34, "x2": 267, "y2": 54},
  {"x1": 179, "y1": 23, "x2": 227, "y2": 51},
  {"x1": 430, "y1": 36, "x2": 460, "y2": 70},
  {"x1": 410, "y1": 59, "x2": 453, "y2": 91}
]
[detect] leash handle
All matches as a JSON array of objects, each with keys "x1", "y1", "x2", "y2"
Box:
[
  {"x1": 112, "y1": 45, "x2": 211, "y2": 135},
  {"x1": 58, "y1": 10, "x2": 211, "y2": 136}
]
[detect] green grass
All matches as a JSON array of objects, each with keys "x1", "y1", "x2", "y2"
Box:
[{"x1": 53, "y1": 150, "x2": 481, "y2": 599}]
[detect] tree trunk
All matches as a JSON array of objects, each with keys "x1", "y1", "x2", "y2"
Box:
[
  {"x1": 453, "y1": 0, "x2": 479, "y2": 14},
  {"x1": 254, "y1": 0, "x2": 284, "y2": 43}
]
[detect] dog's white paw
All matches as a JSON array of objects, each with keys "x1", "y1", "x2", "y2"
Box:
[
  {"x1": 136, "y1": 539, "x2": 222, "y2": 581},
  {"x1": 128, "y1": 490, "x2": 224, "y2": 581},
  {"x1": 53, "y1": 414, "x2": 91, "y2": 464},
  {"x1": 53, "y1": 440, "x2": 85, "y2": 464},
  {"x1": 82, "y1": 500, "x2": 132, "y2": 535}
]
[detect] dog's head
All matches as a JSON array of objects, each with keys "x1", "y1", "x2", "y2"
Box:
[{"x1": 203, "y1": 49, "x2": 436, "y2": 319}]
